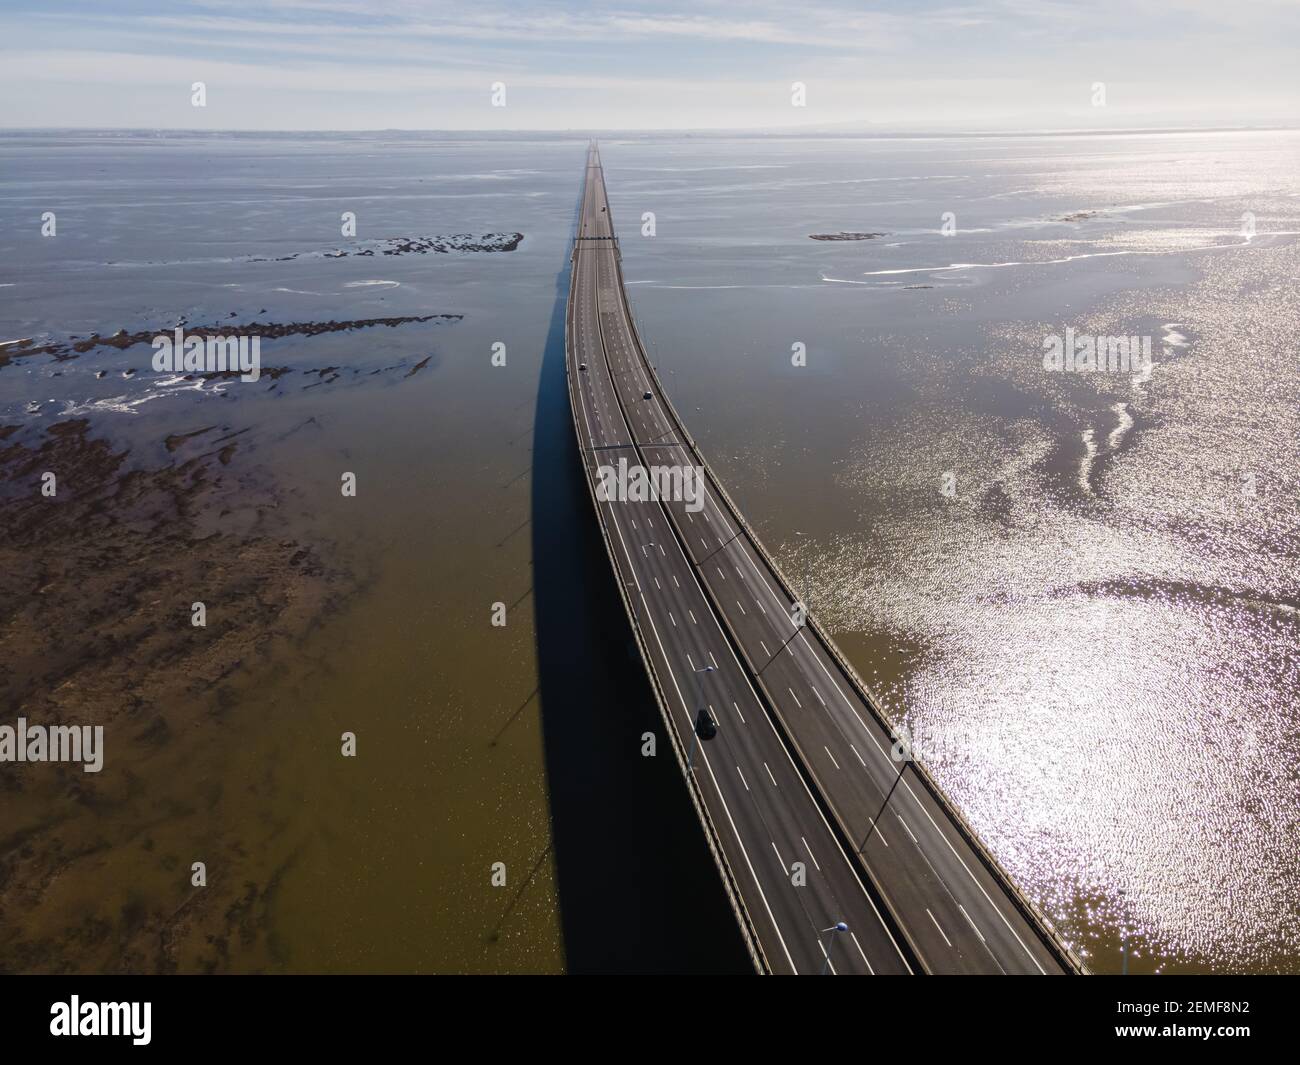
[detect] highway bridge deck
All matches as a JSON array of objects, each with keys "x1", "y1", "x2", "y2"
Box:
[{"x1": 565, "y1": 143, "x2": 1081, "y2": 976}]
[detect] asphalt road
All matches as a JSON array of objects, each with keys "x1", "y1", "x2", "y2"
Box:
[{"x1": 566, "y1": 143, "x2": 1073, "y2": 975}]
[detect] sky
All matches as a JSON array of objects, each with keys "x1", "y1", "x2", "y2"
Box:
[{"x1": 0, "y1": 0, "x2": 1296, "y2": 131}]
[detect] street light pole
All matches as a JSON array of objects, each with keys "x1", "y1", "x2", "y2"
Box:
[{"x1": 819, "y1": 922, "x2": 848, "y2": 975}]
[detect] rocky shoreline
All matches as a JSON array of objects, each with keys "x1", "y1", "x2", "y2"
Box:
[{"x1": 2, "y1": 315, "x2": 461, "y2": 368}]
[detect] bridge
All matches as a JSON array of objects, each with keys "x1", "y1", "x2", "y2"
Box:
[{"x1": 565, "y1": 143, "x2": 1081, "y2": 975}]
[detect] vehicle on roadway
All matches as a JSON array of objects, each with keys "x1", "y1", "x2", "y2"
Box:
[
  {"x1": 579, "y1": 363, "x2": 587, "y2": 371},
  {"x1": 643, "y1": 390, "x2": 652, "y2": 399}
]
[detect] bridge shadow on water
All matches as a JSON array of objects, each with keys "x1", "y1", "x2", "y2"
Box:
[{"x1": 530, "y1": 243, "x2": 751, "y2": 974}]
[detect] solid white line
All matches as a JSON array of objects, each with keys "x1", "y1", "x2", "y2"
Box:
[
  {"x1": 850, "y1": 931, "x2": 873, "y2": 973},
  {"x1": 959, "y1": 904, "x2": 987, "y2": 943},
  {"x1": 896, "y1": 813, "x2": 919, "y2": 845},
  {"x1": 927, "y1": 908, "x2": 954, "y2": 948}
]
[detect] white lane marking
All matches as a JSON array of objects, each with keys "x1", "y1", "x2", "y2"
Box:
[
  {"x1": 718, "y1": 567, "x2": 727, "y2": 580},
  {"x1": 653, "y1": 576, "x2": 661, "y2": 590},
  {"x1": 812, "y1": 687, "x2": 826, "y2": 707},
  {"x1": 737, "y1": 599, "x2": 748, "y2": 616},
  {"x1": 850, "y1": 744, "x2": 867, "y2": 767},
  {"x1": 685, "y1": 653, "x2": 695, "y2": 671},
  {"x1": 731, "y1": 700, "x2": 746, "y2": 724},
  {"x1": 709, "y1": 652, "x2": 718, "y2": 668},
  {"x1": 756, "y1": 599, "x2": 767, "y2": 615},
  {"x1": 959, "y1": 904, "x2": 987, "y2": 943},
  {"x1": 801, "y1": 836, "x2": 821, "y2": 871},
  {"x1": 737, "y1": 766, "x2": 750, "y2": 792},
  {"x1": 759, "y1": 639, "x2": 771, "y2": 658},
  {"x1": 896, "y1": 813, "x2": 919, "y2": 845},
  {"x1": 824, "y1": 745, "x2": 841, "y2": 770},
  {"x1": 850, "y1": 932, "x2": 874, "y2": 974},
  {"x1": 669, "y1": 611, "x2": 677, "y2": 627},
  {"x1": 671, "y1": 573, "x2": 679, "y2": 587},
  {"x1": 927, "y1": 908, "x2": 954, "y2": 948},
  {"x1": 771, "y1": 843, "x2": 788, "y2": 874},
  {"x1": 689, "y1": 609, "x2": 698, "y2": 625},
  {"x1": 788, "y1": 687, "x2": 803, "y2": 709},
  {"x1": 764, "y1": 762, "x2": 777, "y2": 786}
]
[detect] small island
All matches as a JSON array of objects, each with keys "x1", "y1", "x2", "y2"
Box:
[{"x1": 809, "y1": 231, "x2": 886, "y2": 241}]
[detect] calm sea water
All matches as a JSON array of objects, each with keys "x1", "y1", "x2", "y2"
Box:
[{"x1": 2, "y1": 129, "x2": 1296, "y2": 973}]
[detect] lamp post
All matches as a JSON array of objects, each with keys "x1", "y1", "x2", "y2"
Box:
[{"x1": 819, "y1": 922, "x2": 849, "y2": 975}]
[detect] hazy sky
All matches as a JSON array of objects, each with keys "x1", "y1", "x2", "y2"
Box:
[{"x1": 1, "y1": 0, "x2": 1296, "y2": 130}]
